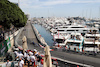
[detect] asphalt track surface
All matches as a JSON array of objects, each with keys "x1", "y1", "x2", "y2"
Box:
[{"x1": 17, "y1": 21, "x2": 100, "y2": 67}]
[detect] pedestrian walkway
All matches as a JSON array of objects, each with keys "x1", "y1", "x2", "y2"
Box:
[{"x1": 17, "y1": 21, "x2": 44, "y2": 52}]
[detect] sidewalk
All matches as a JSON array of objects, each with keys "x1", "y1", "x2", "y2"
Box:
[{"x1": 17, "y1": 21, "x2": 44, "y2": 53}]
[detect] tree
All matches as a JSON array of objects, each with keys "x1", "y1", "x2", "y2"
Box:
[{"x1": 0, "y1": 0, "x2": 27, "y2": 29}]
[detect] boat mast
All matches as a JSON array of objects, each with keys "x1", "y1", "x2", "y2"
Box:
[
  {"x1": 48, "y1": 9, "x2": 49, "y2": 17},
  {"x1": 86, "y1": 9, "x2": 88, "y2": 19},
  {"x1": 99, "y1": 7, "x2": 100, "y2": 19},
  {"x1": 82, "y1": 10, "x2": 84, "y2": 18},
  {"x1": 90, "y1": 9, "x2": 91, "y2": 19}
]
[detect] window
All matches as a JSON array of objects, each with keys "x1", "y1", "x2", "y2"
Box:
[
  {"x1": 67, "y1": 42, "x2": 80, "y2": 46},
  {"x1": 86, "y1": 36, "x2": 95, "y2": 38},
  {"x1": 83, "y1": 30, "x2": 87, "y2": 31},
  {"x1": 63, "y1": 27, "x2": 68, "y2": 28},
  {"x1": 57, "y1": 30, "x2": 64, "y2": 31},
  {"x1": 71, "y1": 27, "x2": 84, "y2": 28},
  {"x1": 67, "y1": 30, "x2": 74, "y2": 31},
  {"x1": 56, "y1": 39, "x2": 64, "y2": 43},
  {"x1": 84, "y1": 44, "x2": 97, "y2": 47}
]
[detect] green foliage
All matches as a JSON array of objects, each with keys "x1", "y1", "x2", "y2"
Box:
[{"x1": 0, "y1": 0, "x2": 27, "y2": 29}]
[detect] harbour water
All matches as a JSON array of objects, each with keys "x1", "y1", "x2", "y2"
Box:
[
  {"x1": 33, "y1": 24, "x2": 100, "y2": 47},
  {"x1": 33, "y1": 24, "x2": 54, "y2": 46}
]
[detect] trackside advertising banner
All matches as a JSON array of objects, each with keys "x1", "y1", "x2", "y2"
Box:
[
  {"x1": 0, "y1": 37, "x2": 11, "y2": 57},
  {"x1": 6, "y1": 37, "x2": 11, "y2": 50}
]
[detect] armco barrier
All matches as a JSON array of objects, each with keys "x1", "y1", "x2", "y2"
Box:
[
  {"x1": 41, "y1": 54, "x2": 93, "y2": 67},
  {"x1": 52, "y1": 56, "x2": 94, "y2": 67}
]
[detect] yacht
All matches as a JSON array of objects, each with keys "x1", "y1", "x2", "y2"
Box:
[
  {"x1": 65, "y1": 32, "x2": 84, "y2": 52},
  {"x1": 53, "y1": 34, "x2": 68, "y2": 47},
  {"x1": 93, "y1": 22, "x2": 100, "y2": 30},
  {"x1": 56, "y1": 23, "x2": 89, "y2": 36},
  {"x1": 83, "y1": 28, "x2": 100, "y2": 52},
  {"x1": 83, "y1": 38, "x2": 100, "y2": 53},
  {"x1": 85, "y1": 27, "x2": 100, "y2": 38}
]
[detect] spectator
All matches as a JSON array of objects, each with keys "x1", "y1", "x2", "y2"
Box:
[
  {"x1": 16, "y1": 52, "x2": 23, "y2": 61},
  {"x1": 6, "y1": 53, "x2": 12, "y2": 61},
  {"x1": 24, "y1": 51, "x2": 27, "y2": 65},
  {"x1": 13, "y1": 48, "x2": 44, "y2": 67},
  {"x1": 40, "y1": 59, "x2": 43, "y2": 67},
  {"x1": 37, "y1": 55, "x2": 42, "y2": 62},
  {"x1": 30, "y1": 55, "x2": 36, "y2": 65},
  {"x1": 18, "y1": 58, "x2": 24, "y2": 67},
  {"x1": 14, "y1": 50, "x2": 19, "y2": 58},
  {"x1": 27, "y1": 54, "x2": 30, "y2": 67},
  {"x1": 18, "y1": 52, "x2": 23, "y2": 59},
  {"x1": 29, "y1": 51, "x2": 33, "y2": 56},
  {"x1": 36, "y1": 55, "x2": 42, "y2": 67},
  {"x1": 33, "y1": 49, "x2": 38, "y2": 55},
  {"x1": 6, "y1": 60, "x2": 11, "y2": 67}
]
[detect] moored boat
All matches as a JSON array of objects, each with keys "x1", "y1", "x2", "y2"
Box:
[{"x1": 65, "y1": 32, "x2": 84, "y2": 52}]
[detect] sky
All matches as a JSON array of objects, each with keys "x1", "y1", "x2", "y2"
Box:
[{"x1": 8, "y1": 0, "x2": 100, "y2": 18}]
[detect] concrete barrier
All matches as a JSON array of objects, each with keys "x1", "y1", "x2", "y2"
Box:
[{"x1": 30, "y1": 22, "x2": 47, "y2": 46}]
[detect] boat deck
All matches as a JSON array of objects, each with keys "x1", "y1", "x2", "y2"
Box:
[{"x1": 84, "y1": 39, "x2": 100, "y2": 42}]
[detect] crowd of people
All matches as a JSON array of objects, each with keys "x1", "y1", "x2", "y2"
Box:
[{"x1": 6, "y1": 49, "x2": 43, "y2": 67}]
